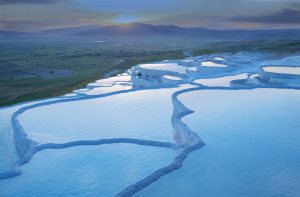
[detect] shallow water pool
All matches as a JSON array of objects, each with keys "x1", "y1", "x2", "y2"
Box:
[{"x1": 137, "y1": 88, "x2": 300, "y2": 197}]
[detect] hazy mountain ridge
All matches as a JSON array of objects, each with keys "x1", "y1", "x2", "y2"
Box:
[
  {"x1": 38, "y1": 25, "x2": 102, "y2": 35},
  {"x1": 72, "y1": 23, "x2": 300, "y2": 39},
  {"x1": 1, "y1": 23, "x2": 300, "y2": 40},
  {"x1": 0, "y1": 30, "x2": 32, "y2": 37}
]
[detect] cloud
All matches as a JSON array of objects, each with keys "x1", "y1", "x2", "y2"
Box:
[
  {"x1": 230, "y1": 8, "x2": 300, "y2": 24},
  {"x1": 0, "y1": 0, "x2": 61, "y2": 5},
  {"x1": 0, "y1": 8, "x2": 118, "y2": 31},
  {"x1": 0, "y1": 0, "x2": 299, "y2": 30}
]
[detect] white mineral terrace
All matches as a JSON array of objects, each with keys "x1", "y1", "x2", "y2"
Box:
[
  {"x1": 138, "y1": 63, "x2": 187, "y2": 74},
  {"x1": 182, "y1": 60, "x2": 194, "y2": 62},
  {"x1": 200, "y1": 61, "x2": 227, "y2": 67},
  {"x1": 262, "y1": 66, "x2": 300, "y2": 75},
  {"x1": 214, "y1": 57, "x2": 225, "y2": 61},
  {"x1": 194, "y1": 73, "x2": 248, "y2": 87},
  {"x1": 162, "y1": 75, "x2": 183, "y2": 80},
  {"x1": 187, "y1": 67, "x2": 197, "y2": 72},
  {"x1": 1, "y1": 52, "x2": 300, "y2": 197}
]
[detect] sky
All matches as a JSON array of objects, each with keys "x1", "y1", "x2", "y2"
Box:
[{"x1": 0, "y1": 0, "x2": 299, "y2": 31}]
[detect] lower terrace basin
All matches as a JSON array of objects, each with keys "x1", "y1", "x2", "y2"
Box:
[
  {"x1": 0, "y1": 97, "x2": 70, "y2": 172},
  {"x1": 259, "y1": 66, "x2": 300, "y2": 87},
  {"x1": 0, "y1": 144, "x2": 175, "y2": 197},
  {"x1": 261, "y1": 66, "x2": 300, "y2": 79},
  {"x1": 262, "y1": 66, "x2": 300, "y2": 75},
  {"x1": 19, "y1": 86, "x2": 189, "y2": 144},
  {"x1": 136, "y1": 88, "x2": 300, "y2": 197}
]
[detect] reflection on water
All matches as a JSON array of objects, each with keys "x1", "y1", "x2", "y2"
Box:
[
  {"x1": 140, "y1": 63, "x2": 186, "y2": 74},
  {"x1": 214, "y1": 57, "x2": 225, "y2": 61},
  {"x1": 263, "y1": 66, "x2": 300, "y2": 75},
  {"x1": 163, "y1": 75, "x2": 183, "y2": 80},
  {"x1": 194, "y1": 73, "x2": 248, "y2": 87},
  {"x1": 201, "y1": 61, "x2": 227, "y2": 68},
  {"x1": 137, "y1": 88, "x2": 300, "y2": 197}
]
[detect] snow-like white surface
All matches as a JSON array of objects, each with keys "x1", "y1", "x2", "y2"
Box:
[
  {"x1": 162, "y1": 75, "x2": 183, "y2": 81},
  {"x1": 84, "y1": 85, "x2": 131, "y2": 96},
  {"x1": 250, "y1": 73, "x2": 259, "y2": 79},
  {"x1": 88, "y1": 75, "x2": 131, "y2": 87},
  {"x1": 214, "y1": 57, "x2": 225, "y2": 61},
  {"x1": 139, "y1": 63, "x2": 187, "y2": 74},
  {"x1": 263, "y1": 66, "x2": 300, "y2": 75},
  {"x1": 194, "y1": 73, "x2": 248, "y2": 87},
  {"x1": 0, "y1": 108, "x2": 18, "y2": 171},
  {"x1": 1, "y1": 51, "x2": 300, "y2": 197},
  {"x1": 201, "y1": 61, "x2": 227, "y2": 68},
  {"x1": 187, "y1": 67, "x2": 197, "y2": 72},
  {"x1": 182, "y1": 60, "x2": 194, "y2": 62}
]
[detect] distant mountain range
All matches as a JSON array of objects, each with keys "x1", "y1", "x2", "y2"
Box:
[
  {"x1": 0, "y1": 30, "x2": 32, "y2": 37},
  {"x1": 38, "y1": 25, "x2": 102, "y2": 35},
  {"x1": 1, "y1": 23, "x2": 300, "y2": 40}
]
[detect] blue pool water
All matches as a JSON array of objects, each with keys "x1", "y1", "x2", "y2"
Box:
[
  {"x1": 1, "y1": 51, "x2": 300, "y2": 196},
  {"x1": 137, "y1": 88, "x2": 300, "y2": 197},
  {"x1": 0, "y1": 144, "x2": 175, "y2": 197}
]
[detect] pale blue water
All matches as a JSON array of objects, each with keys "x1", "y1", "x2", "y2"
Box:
[
  {"x1": 137, "y1": 88, "x2": 300, "y2": 197},
  {"x1": 0, "y1": 98, "x2": 68, "y2": 172},
  {"x1": 0, "y1": 144, "x2": 175, "y2": 197},
  {"x1": 19, "y1": 88, "x2": 177, "y2": 144},
  {"x1": 1, "y1": 51, "x2": 300, "y2": 197},
  {"x1": 0, "y1": 88, "x2": 180, "y2": 197}
]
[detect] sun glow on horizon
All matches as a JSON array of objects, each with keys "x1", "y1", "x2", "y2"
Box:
[{"x1": 114, "y1": 15, "x2": 138, "y2": 24}]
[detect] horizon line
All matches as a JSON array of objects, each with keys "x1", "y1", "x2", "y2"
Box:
[{"x1": 1, "y1": 22, "x2": 300, "y2": 33}]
